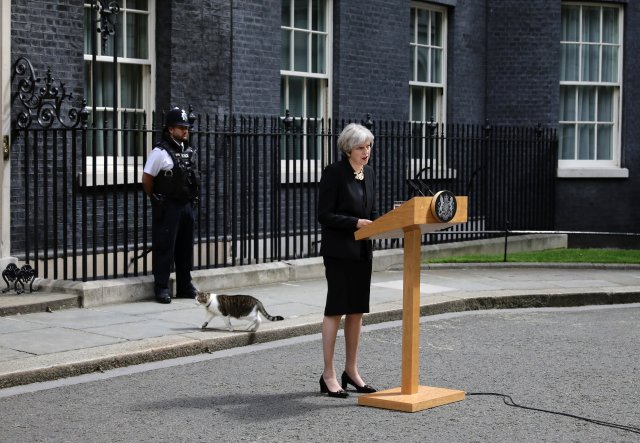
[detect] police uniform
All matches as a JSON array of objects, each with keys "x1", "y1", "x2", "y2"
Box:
[{"x1": 143, "y1": 108, "x2": 200, "y2": 303}]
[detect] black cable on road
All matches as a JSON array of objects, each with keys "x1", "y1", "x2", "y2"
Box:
[{"x1": 467, "y1": 392, "x2": 640, "y2": 435}]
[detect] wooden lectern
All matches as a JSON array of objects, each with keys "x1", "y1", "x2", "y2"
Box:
[{"x1": 354, "y1": 193, "x2": 468, "y2": 412}]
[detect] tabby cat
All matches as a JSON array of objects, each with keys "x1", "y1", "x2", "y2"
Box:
[{"x1": 195, "y1": 291, "x2": 284, "y2": 332}]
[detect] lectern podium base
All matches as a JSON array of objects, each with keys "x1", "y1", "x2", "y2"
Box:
[{"x1": 357, "y1": 386, "x2": 465, "y2": 412}]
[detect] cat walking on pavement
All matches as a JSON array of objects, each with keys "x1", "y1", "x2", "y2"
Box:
[{"x1": 195, "y1": 291, "x2": 284, "y2": 332}]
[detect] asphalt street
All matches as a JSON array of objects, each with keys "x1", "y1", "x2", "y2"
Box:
[{"x1": 1, "y1": 304, "x2": 639, "y2": 442}]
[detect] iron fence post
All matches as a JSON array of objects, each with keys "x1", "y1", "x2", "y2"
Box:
[{"x1": 503, "y1": 220, "x2": 511, "y2": 262}]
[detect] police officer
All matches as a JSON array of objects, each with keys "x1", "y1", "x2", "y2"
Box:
[{"x1": 142, "y1": 107, "x2": 200, "y2": 304}]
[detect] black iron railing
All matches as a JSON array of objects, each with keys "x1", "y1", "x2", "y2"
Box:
[{"x1": 11, "y1": 111, "x2": 557, "y2": 281}]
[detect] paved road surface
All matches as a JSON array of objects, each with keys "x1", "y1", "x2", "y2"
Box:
[{"x1": 1, "y1": 304, "x2": 639, "y2": 442}]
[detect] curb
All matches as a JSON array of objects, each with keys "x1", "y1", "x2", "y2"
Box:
[
  {"x1": 420, "y1": 262, "x2": 640, "y2": 270},
  {"x1": 2, "y1": 288, "x2": 639, "y2": 390}
]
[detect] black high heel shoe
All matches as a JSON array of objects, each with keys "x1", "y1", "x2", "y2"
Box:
[
  {"x1": 341, "y1": 372, "x2": 377, "y2": 393},
  {"x1": 319, "y1": 376, "x2": 349, "y2": 398}
]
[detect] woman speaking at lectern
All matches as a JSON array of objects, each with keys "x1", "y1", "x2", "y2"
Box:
[{"x1": 317, "y1": 123, "x2": 379, "y2": 398}]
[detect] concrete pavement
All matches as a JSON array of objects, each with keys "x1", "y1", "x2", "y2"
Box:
[{"x1": 1, "y1": 234, "x2": 639, "y2": 389}]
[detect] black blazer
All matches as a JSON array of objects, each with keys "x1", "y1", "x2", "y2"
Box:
[{"x1": 318, "y1": 158, "x2": 378, "y2": 260}]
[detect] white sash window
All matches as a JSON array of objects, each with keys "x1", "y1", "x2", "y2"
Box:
[{"x1": 559, "y1": 3, "x2": 627, "y2": 178}]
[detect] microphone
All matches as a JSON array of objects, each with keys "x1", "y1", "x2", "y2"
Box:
[
  {"x1": 416, "y1": 178, "x2": 435, "y2": 196},
  {"x1": 466, "y1": 165, "x2": 483, "y2": 195},
  {"x1": 413, "y1": 167, "x2": 435, "y2": 196},
  {"x1": 406, "y1": 179, "x2": 425, "y2": 196}
]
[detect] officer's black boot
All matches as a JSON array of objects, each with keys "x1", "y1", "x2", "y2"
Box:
[{"x1": 155, "y1": 285, "x2": 171, "y2": 304}]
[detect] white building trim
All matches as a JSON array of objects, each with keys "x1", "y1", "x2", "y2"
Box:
[{"x1": 0, "y1": 0, "x2": 15, "y2": 266}]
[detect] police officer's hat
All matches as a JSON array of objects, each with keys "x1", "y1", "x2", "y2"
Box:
[{"x1": 164, "y1": 107, "x2": 191, "y2": 128}]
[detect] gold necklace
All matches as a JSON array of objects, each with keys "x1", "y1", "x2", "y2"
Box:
[{"x1": 354, "y1": 167, "x2": 364, "y2": 181}]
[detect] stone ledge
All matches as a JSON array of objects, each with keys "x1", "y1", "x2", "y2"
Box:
[
  {"x1": 0, "y1": 293, "x2": 80, "y2": 316},
  {"x1": 29, "y1": 234, "x2": 567, "y2": 308}
]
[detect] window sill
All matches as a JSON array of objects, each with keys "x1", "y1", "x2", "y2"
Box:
[
  {"x1": 79, "y1": 157, "x2": 144, "y2": 187},
  {"x1": 557, "y1": 167, "x2": 629, "y2": 178},
  {"x1": 410, "y1": 165, "x2": 457, "y2": 180},
  {"x1": 279, "y1": 160, "x2": 323, "y2": 184}
]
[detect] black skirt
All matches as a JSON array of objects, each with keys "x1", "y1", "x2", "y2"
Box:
[{"x1": 323, "y1": 256, "x2": 373, "y2": 316}]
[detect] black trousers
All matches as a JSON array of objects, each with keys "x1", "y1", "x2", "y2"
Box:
[{"x1": 152, "y1": 199, "x2": 195, "y2": 293}]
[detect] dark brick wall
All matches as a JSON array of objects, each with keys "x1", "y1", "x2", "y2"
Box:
[
  {"x1": 484, "y1": 0, "x2": 560, "y2": 126},
  {"x1": 8, "y1": 0, "x2": 640, "y2": 253},
  {"x1": 447, "y1": 0, "x2": 486, "y2": 124},
  {"x1": 10, "y1": 1, "x2": 85, "y2": 253},
  {"x1": 11, "y1": 0, "x2": 84, "y2": 112},
  {"x1": 333, "y1": 0, "x2": 409, "y2": 122},
  {"x1": 555, "y1": 177, "x2": 639, "y2": 233},
  {"x1": 230, "y1": 0, "x2": 281, "y2": 115},
  {"x1": 156, "y1": 0, "x2": 232, "y2": 115},
  {"x1": 156, "y1": 0, "x2": 282, "y2": 116}
]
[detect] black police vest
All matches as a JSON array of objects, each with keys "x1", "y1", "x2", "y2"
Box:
[{"x1": 152, "y1": 137, "x2": 200, "y2": 201}]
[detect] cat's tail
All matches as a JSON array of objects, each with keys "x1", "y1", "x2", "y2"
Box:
[{"x1": 257, "y1": 302, "x2": 284, "y2": 322}]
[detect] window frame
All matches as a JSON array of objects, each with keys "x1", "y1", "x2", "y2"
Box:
[
  {"x1": 409, "y1": 2, "x2": 447, "y2": 125},
  {"x1": 558, "y1": 2, "x2": 627, "y2": 178},
  {"x1": 408, "y1": 2, "x2": 449, "y2": 182},
  {"x1": 82, "y1": 0, "x2": 156, "y2": 185},
  {"x1": 280, "y1": 0, "x2": 333, "y2": 183}
]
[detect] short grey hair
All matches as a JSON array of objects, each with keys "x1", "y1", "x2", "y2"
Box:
[{"x1": 337, "y1": 123, "x2": 374, "y2": 157}]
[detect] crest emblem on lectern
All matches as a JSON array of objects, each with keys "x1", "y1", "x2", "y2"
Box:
[{"x1": 431, "y1": 190, "x2": 457, "y2": 223}]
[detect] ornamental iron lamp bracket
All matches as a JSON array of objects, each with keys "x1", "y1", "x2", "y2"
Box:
[
  {"x1": 187, "y1": 105, "x2": 197, "y2": 127},
  {"x1": 12, "y1": 56, "x2": 88, "y2": 129},
  {"x1": 282, "y1": 109, "x2": 294, "y2": 133},
  {"x1": 426, "y1": 116, "x2": 438, "y2": 135},
  {"x1": 363, "y1": 113, "x2": 374, "y2": 131},
  {"x1": 92, "y1": 1, "x2": 121, "y2": 53},
  {"x1": 483, "y1": 118, "x2": 493, "y2": 138}
]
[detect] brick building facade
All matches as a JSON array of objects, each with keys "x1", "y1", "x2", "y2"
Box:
[{"x1": 2, "y1": 0, "x2": 639, "y2": 269}]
